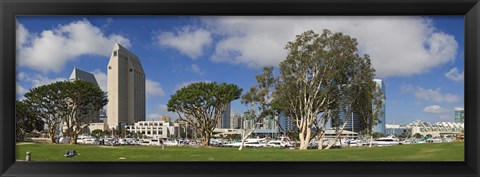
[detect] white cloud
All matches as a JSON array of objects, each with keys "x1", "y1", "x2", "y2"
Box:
[
  {"x1": 423, "y1": 105, "x2": 450, "y2": 114},
  {"x1": 146, "y1": 79, "x2": 165, "y2": 97},
  {"x1": 156, "y1": 27, "x2": 212, "y2": 59},
  {"x1": 17, "y1": 19, "x2": 131, "y2": 73},
  {"x1": 189, "y1": 64, "x2": 203, "y2": 74},
  {"x1": 404, "y1": 85, "x2": 460, "y2": 103},
  {"x1": 16, "y1": 21, "x2": 29, "y2": 48},
  {"x1": 415, "y1": 87, "x2": 460, "y2": 103},
  {"x1": 16, "y1": 82, "x2": 28, "y2": 97},
  {"x1": 174, "y1": 80, "x2": 212, "y2": 91},
  {"x1": 445, "y1": 67, "x2": 464, "y2": 82},
  {"x1": 401, "y1": 85, "x2": 414, "y2": 93},
  {"x1": 201, "y1": 16, "x2": 458, "y2": 78},
  {"x1": 17, "y1": 72, "x2": 66, "y2": 88},
  {"x1": 91, "y1": 69, "x2": 108, "y2": 92}
]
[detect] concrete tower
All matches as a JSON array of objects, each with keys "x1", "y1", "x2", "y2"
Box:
[
  {"x1": 107, "y1": 43, "x2": 146, "y2": 130},
  {"x1": 454, "y1": 107, "x2": 464, "y2": 123},
  {"x1": 373, "y1": 79, "x2": 386, "y2": 134},
  {"x1": 216, "y1": 102, "x2": 231, "y2": 129}
]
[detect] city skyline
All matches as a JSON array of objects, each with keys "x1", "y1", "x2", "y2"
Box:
[{"x1": 15, "y1": 16, "x2": 464, "y2": 125}]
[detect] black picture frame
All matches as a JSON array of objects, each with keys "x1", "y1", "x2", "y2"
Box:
[{"x1": 1, "y1": 0, "x2": 479, "y2": 176}]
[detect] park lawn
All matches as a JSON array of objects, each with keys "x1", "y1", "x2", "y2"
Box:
[{"x1": 16, "y1": 142, "x2": 464, "y2": 162}]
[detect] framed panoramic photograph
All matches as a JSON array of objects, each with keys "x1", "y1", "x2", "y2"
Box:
[{"x1": 1, "y1": 0, "x2": 479, "y2": 177}]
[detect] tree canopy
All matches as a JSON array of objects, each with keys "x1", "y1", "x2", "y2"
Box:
[
  {"x1": 239, "y1": 66, "x2": 276, "y2": 150},
  {"x1": 23, "y1": 80, "x2": 107, "y2": 144},
  {"x1": 273, "y1": 29, "x2": 382, "y2": 150},
  {"x1": 167, "y1": 82, "x2": 242, "y2": 146},
  {"x1": 62, "y1": 80, "x2": 108, "y2": 144},
  {"x1": 16, "y1": 100, "x2": 44, "y2": 141},
  {"x1": 25, "y1": 81, "x2": 70, "y2": 143}
]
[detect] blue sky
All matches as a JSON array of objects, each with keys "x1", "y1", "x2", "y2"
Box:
[{"x1": 15, "y1": 16, "x2": 464, "y2": 124}]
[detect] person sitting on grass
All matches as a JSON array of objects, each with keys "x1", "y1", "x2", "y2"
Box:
[
  {"x1": 64, "y1": 150, "x2": 79, "y2": 158},
  {"x1": 64, "y1": 150, "x2": 71, "y2": 158}
]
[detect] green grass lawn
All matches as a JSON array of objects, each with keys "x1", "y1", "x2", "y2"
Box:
[{"x1": 16, "y1": 142, "x2": 464, "y2": 162}]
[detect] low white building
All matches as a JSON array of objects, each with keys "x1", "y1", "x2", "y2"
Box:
[
  {"x1": 212, "y1": 128, "x2": 243, "y2": 137},
  {"x1": 88, "y1": 122, "x2": 108, "y2": 132},
  {"x1": 386, "y1": 120, "x2": 464, "y2": 137},
  {"x1": 126, "y1": 121, "x2": 177, "y2": 139},
  {"x1": 410, "y1": 120, "x2": 463, "y2": 137}
]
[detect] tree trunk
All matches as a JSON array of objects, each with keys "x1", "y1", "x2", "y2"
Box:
[
  {"x1": 71, "y1": 129, "x2": 82, "y2": 145},
  {"x1": 325, "y1": 120, "x2": 349, "y2": 149},
  {"x1": 369, "y1": 135, "x2": 373, "y2": 147},
  {"x1": 71, "y1": 133, "x2": 78, "y2": 144},
  {"x1": 298, "y1": 132, "x2": 306, "y2": 150},
  {"x1": 239, "y1": 127, "x2": 256, "y2": 151},
  {"x1": 201, "y1": 132, "x2": 210, "y2": 146},
  {"x1": 298, "y1": 128, "x2": 312, "y2": 150},
  {"x1": 49, "y1": 129, "x2": 56, "y2": 144},
  {"x1": 317, "y1": 133, "x2": 325, "y2": 150}
]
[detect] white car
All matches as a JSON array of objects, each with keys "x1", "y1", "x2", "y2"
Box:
[
  {"x1": 244, "y1": 141, "x2": 267, "y2": 147},
  {"x1": 267, "y1": 140, "x2": 293, "y2": 148}
]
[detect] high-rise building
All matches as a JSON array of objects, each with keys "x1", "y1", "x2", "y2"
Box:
[
  {"x1": 216, "y1": 102, "x2": 231, "y2": 128},
  {"x1": 373, "y1": 79, "x2": 386, "y2": 134},
  {"x1": 230, "y1": 113, "x2": 243, "y2": 129},
  {"x1": 280, "y1": 113, "x2": 296, "y2": 133},
  {"x1": 69, "y1": 67, "x2": 99, "y2": 85},
  {"x1": 59, "y1": 67, "x2": 102, "y2": 135},
  {"x1": 107, "y1": 43, "x2": 146, "y2": 130},
  {"x1": 68, "y1": 67, "x2": 101, "y2": 123},
  {"x1": 329, "y1": 79, "x2": 386, "y2": 134},
  {"x1": 454, "y1": 107, "x2": 465, "y2": 123},
  {"x1": 334, "y1": 85, "x2": 361, "y2": 133},
  {"x1": 339, "y1": 110, "x2": 361, "y2": 133}
]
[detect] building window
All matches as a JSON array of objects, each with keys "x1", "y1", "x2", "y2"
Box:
[
  {"x1": 108, "y1": 66, "x2": 112, "y2": 70},
  {"x1": 130, "y1": 69, "x2": 133, "y2": 72},
  {"x1": 113, "y1": 51, "x2": 117, "y2": 57}
]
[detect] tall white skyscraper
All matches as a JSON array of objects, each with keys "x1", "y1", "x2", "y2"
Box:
[
  {"x1": 107, "y1": 43, "x2": 146, "y2": 130},
  {"x1": 373, "y1": 79, "x2": 386, "y2": 134}
]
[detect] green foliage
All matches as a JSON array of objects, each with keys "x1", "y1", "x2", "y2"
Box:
[
  {"x1": 241, "y1": 66, "x2": 277, "y2": 130},
  {"x1": 61, "y1": 80, "x2": 108, "y2": 144},
  {"x1": 23, "y1": 80, "x2": 108, "y2": 144},
  {"x1": 413, "y1": 133, "x2": 423, "y2": 139},
  {"x1": 273, "y1": 29, "x2": 381, "y2": 149},
  {"x1": 372, "y1": 132, "x2": 385, "y2": 138},
  {"x1": 397, "y1": 132, "x2": 409, "y2": 139},
  {"x1": 286, "y1": 131, "x2": 300, "y2": 141},
  {"x1": 16, "y1": 100, "x2": 44, "y2": 141},
  {"x1": 24, "y1": 81, "x2": 71, "y2": 143},
  {"x1": 167, "y1": 82, "x2": 242, "y2": 146},
  {"x1": 91, "y1": 129, "x2": 104, "y2": 138}
]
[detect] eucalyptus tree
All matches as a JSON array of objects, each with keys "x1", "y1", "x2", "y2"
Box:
[
  {"x1": 323, "y1": 59, "x2": 382, "y2": 149},
  {"x1": 274, "y1": 29, "x2": 380, "y2": 150},
  {"x1": 15, "y1": 100, "x2": 44, "y2": 141},
  {"x1": 239, "y1": 66, "x2": 276, "y2": 150},
  {"x1": 167, "y1": 82, "x2": 242, "y2": 146}
]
